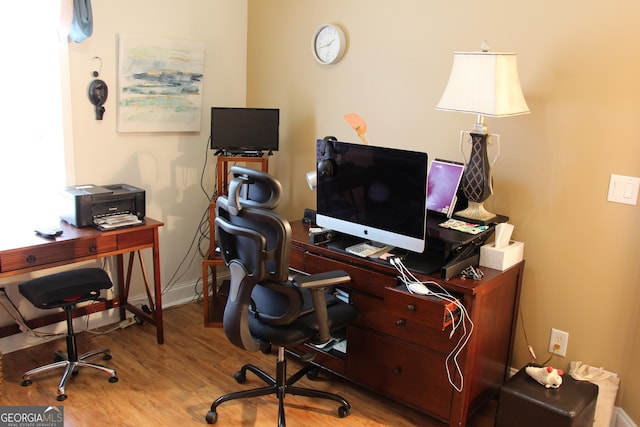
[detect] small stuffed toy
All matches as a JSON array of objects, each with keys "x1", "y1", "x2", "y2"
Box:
[{"x1": 525, "y1": 365, "x2": 564, "y2": 388}]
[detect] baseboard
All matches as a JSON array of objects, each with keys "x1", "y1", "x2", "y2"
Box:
[
  {"x1": 614, "y1": 408, "x2": 637, "y2": 427},
  {"x1": 0, "y1": 280, "x2": 200, "y2": 354},
  {"x1": 128, "y1": 279, "x2": 198, "y2": 310}
]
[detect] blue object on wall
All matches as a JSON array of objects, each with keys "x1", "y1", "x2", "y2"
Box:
[{"x1": 70, "y1": 0, "x2": 93, "y2": 43}]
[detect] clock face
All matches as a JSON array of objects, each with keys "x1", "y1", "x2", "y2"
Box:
[{"x1": 312, "y1": 24, "x2": 346, "y2": 65}]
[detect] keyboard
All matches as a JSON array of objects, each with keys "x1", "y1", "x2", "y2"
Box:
[
  {"x1": 346, "y1": 242, "x2": 393, "y2": 258},
  {"x1": 94, "y1": 214, "x2": 142, "y2": 230}
]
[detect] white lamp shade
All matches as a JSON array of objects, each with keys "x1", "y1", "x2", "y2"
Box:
[{"x1": 436, "y1": 52, "x2": 529, "y2": 117}]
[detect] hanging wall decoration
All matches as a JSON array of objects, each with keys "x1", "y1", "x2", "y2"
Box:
[{"x1": 117, "y1": 34, "x2": 205, "y2": 132}]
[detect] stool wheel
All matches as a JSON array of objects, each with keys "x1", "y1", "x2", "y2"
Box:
[
  {"x1": 21, "y1": 379, "x2": 33, "y2": 387},
  {"x1": 57, "y1": 394, "x2": 68, "y2": 402},
  {"x1": 103, "y1": 354, "x2": 112, "y2": 361},
  {"x1": 205, "y1": 410, "x2": 218, "y2": 424},
  {"x1": 109, "y1": 376, "x2": 119, "y2": 383}
]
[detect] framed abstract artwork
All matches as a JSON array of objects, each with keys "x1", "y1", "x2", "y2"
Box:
[{"x1": 117, "y1": 34, "x2": 205, "y2": 132}]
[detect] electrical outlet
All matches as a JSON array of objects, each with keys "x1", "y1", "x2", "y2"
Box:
[{"x1": 549, "y1": 328, "x2": 569, "y2": 357}]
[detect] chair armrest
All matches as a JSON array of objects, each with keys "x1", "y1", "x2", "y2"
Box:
[
  {"x1": 292, "y1": 270, "x2": 351, "y2": 344},
  {"x1": 291, "y1": 270, "x2": 350, "y2": 289}
]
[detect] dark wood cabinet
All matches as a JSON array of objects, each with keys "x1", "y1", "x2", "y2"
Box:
[{"x1": 288, "y1": 220, "x2": 524, "y2": 427}]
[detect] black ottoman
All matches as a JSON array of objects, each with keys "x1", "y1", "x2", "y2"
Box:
[{"x1": 496, "y1": 365, "x2": 598, "y2": 427}]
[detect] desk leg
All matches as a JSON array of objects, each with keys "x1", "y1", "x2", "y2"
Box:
[{"x1": 115, "y1": 247, "x2": 164, "y2": 344}]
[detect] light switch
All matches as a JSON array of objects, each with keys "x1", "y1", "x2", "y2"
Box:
[{"x1": 607, "y1": 174, "x2": 640, "y2": 205}]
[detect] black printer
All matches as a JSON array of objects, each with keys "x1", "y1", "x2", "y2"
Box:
[{"x1": 60, "y1": 184, "x2": 145, "y2": 228}]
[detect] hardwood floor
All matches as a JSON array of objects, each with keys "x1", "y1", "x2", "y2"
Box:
[{"x1": 0, "y1": 302, "x2": 496, "y2": 426}]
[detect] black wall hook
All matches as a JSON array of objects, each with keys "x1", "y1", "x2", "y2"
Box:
[
  {"x1": 88, "y1": 79, "x2": 108, "y2": 120},
  {"x1": 88, "y1": 56, "x2": 107, "y2": 120}
]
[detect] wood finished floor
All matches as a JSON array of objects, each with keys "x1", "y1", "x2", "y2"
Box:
[{"x1": 0, "y1": 302, "x2": 496, "y2": 426}]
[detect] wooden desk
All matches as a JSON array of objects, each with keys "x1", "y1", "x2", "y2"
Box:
[
  {"x1": 0, "y1": 218, "x2": 165, "y2": 344},
  {"x1": 288, "y1": 220, "x2": 524, "y2": 427}
]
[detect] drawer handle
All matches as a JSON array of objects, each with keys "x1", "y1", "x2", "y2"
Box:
[
  {"x1": 89, "y1": 244, "x2": 97, "y2": 252},
  {"x1": 395, "y1": 319, "x2": 405, "y2": 328},
  {"x1": 406, "y1": 304, "x2": 416, "y2": 313},
  {"x1": 392, "y1": 367, "x2": 402, "y2": 375},
  {"x1": 26, "y1": 254, "x2": 37, "y2": 263}
]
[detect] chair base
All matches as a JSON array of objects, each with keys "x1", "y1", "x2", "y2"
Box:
[
  {"x1": 22, "y1": 347, "x2": 118, "y2": 401},
  {"x1": 21, "y1": 304, "x2": 118, "y2": 401},
  {"x1": 206, "y1": 347, "x2": 350, "y2": 426}
]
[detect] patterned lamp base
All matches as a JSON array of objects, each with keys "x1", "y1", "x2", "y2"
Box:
[{"x1": 454, "y1": 132, "x2": 497, "y2": 224}]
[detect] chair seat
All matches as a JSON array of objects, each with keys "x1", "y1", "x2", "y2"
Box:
[
  {"x1": 249, "y1": 296, "x2": 356, "y2": 347},
  {"x1": 19, "y1": 268, "x2": 112, "y2": 309}
]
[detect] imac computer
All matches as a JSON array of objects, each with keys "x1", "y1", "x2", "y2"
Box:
[
  {"x1": 315, "y1": 139, "x2": 428, "y2": 253},
  {"x1": 210, "y1": 107, "x2": 280, "y2": 156}
]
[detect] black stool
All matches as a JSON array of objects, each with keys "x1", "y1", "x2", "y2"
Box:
[
  {"x1": 496, "y1": 365, "x2": 598, "y2": 427},
  {"x1": 19, "y1": 268, "x2": 119, "y2": 401}
]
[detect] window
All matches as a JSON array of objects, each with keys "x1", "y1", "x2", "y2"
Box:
[{"x1": 0, "y1": 0, "x2": 69, "y2": 228}]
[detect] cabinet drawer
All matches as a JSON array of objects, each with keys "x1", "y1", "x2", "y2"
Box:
[
  {"x1": 0, "y1": 235, "x2": 117, "y2": 272},
  {"x1": 303, "y1": 252, "x2": 396, "y2": 297},
  {"x1": 290, "y1": 246, "x2": 305, "y2": 271},
  {"x1": 347, "y1": 326, "x2": 454, "y2": 420},
  {"x1": 384, "y1": 287, "x2": 459, "y2": 330},
  {"x1": 352, "y1": 291, "x2": 459, "y2": 355},
  {"x1": 116, "y1": 227, "x2": 154, "y2": 249}
]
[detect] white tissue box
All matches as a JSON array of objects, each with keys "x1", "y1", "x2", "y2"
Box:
[{"x1": 480, "y1": 241, "x2": 524, "y2": 271}]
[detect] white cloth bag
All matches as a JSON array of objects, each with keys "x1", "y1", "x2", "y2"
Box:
[{"x1": 569, "y1": 361, "x2": 620, "y2": 427}]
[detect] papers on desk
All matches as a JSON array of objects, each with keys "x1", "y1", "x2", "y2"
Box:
[
  {"x1": 94, "y1": 214, "x2": 143, "y2": 230},
  {"x1": 439, "y1": 219, "x2": 489, "y2": 235}
]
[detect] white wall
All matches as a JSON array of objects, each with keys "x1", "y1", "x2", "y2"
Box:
[
  {"x1": 66, "y1": 0, "x2": 247, "y2": 297},
  {"x1": 0, "y1": 0, "x2": 248, "y2": 353}
]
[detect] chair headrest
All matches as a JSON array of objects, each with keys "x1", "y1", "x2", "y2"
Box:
[{"x1": 227, "y1": 166, "x2": 282, "y2": 215}]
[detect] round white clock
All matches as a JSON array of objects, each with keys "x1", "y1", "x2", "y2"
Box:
[{"x1": 312, "y1": 24, "x2": 347, "y2": 65}]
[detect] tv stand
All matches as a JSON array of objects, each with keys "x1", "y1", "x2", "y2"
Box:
[
  {"x1": 215, "y1": 150, "x2": 274, "y2": 157},
  {"x1": 201, "y1": 155, "x2": 269, "y2": 326},
  {"x1": 288, "y1": 220, "x2": 524, "y2": 427}
]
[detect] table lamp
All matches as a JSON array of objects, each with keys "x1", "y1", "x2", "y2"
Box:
[{"x1": 436, "y1": 42, "x2": 529, "y2": 224}]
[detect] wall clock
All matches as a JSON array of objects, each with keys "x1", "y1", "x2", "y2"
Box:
[{"x1": 312, "y1": 24, "x2": 347, "y2": 65}]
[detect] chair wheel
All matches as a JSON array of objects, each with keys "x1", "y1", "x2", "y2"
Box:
[
  {"x1": 54, "y1": 355, "x2": 64, "y2": 362},
  {"x1": 338, "y1": 405, "x2": 350, "y2": 418},
  {"x1": 109, "y1": 376, "x2": 119, "y2": 383},
  {"x1": 57, "y1": 394, "x2": 68, "y2": 402},
  {"x1": 260, "y1": 343, "x2": 272, "y2": 354},
  {"x1": 306, "y1": 368, "x2": 319, "y2": 380},
  {"x1": 21, "y1": 379, "x2": 32, "y2": 387},
  {"x1": 205, "y1": 410, "x2": 218, "y2": 424},
  {"x1": 234, "y1": 371, "x2": 246, "y2": 383},
  {"x1": 103, "y1": 354, "x2": 112, "y2": 361}
]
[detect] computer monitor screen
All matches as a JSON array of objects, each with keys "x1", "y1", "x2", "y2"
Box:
[
  {"x1": 427, "y1": 159, "x2": 465, "y2": 217},
  {"x1": 210, "y1": 107, "x2": 280, "y2": 155},
  {"x1": 315, "y1": 139, "x2": 428, "y2": 253}
]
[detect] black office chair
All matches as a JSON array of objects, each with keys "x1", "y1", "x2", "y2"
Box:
[
  {"x1": 18, "y1": 268, "x2": 118, "y2": 401},
  {"x1": 206, "y1": 166, "x2": 357, "y2": 426}
]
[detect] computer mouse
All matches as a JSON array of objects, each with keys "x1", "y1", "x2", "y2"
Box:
[{"x1": 407, "y1": 282, "x2": 431, "y2": 295}]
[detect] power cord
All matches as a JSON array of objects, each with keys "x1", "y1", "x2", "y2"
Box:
[
  {"x1": 0, "y1": 287, "x2": 117, "y2": 338},
  {"x1": 388, "y1": 257, "x2": 474, "y2": 392},
  {"x1": 540, "y1": 343, "x2": 561, "y2": 366}
]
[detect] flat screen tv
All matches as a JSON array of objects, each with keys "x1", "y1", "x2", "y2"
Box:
[
  {"x1": 210, "y1": 107, "x2": 280, "y2": 155},
  {"x1": 315, "y1": 139, "x2": 428, "y2": 253}
]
